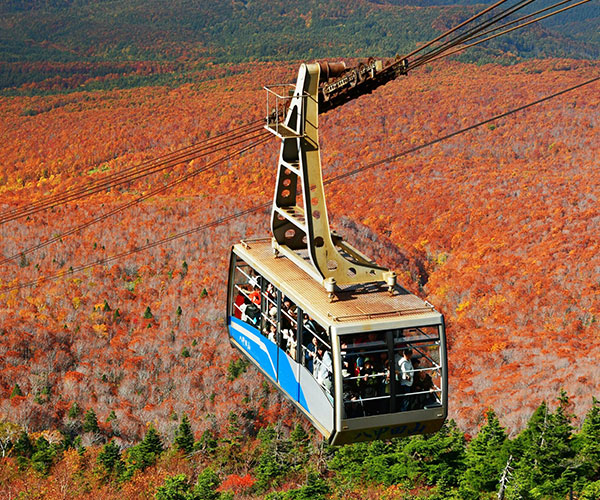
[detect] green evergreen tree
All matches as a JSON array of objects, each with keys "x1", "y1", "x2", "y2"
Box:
[
  {"x1": 192, "y1": 467, "x2": 220, "y2": 500},
  {"x1": 255, "y1": 425, "x2": 287, "y2": 491},
  {"x1": 68, "y1": 401, "x2": 81, "y2": 419},
  {"x1": 401, "y1": 420, "x2": 467, "y2": 488},
  {"x1": 144, "y1": 306, "x2": 153, "y2": 319},
  {"x1": 10, "y1": 383, "x2": 23, "y2": 398},
  {"x1": 127, "y1": 424, "x2": 164, "y2": 472},
  {"x1": 97, "y1": 440, "x2": 123, "y2": 476},
  {"x1": 510, "y1": 393, "x2": 576, "y2": 498},
  {"x1": 31, "y1": 436, "x2": 57, "y2": 474},
  {"x1": 460, "y1": 409, "x2": 509, "y2": 497},
  {"x1": 576, "y1": 398, "x2": 600, "y2": 479},
  {"x1": 155, "y1": 473, "x2": 193, "y2": 500},
  {"x1": 174, "y1": 414, "x2": 195, "y2": 454},
  {"x1": 103, "y1": 299, "x2": 111, "y2": 311},
  {"x1": 83, "y1": 408, "x2": 99, "y2": 433},
  {"x1": 13, "y1": 431, "x2": 33, "y2": 458}
]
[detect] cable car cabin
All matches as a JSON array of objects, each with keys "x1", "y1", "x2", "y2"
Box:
[{"x1": 227, "y1": 238, "x2": 447, "y2": 445}]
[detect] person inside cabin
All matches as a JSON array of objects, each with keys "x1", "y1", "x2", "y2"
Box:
[
  {"x1": 249, "y1": 286, "x2": 261, "y2": 306},
  {"x1": 315, "y1": 343, "x2": 333, "y2": 394},
  {"x1": 343, "y1": 363, "x2": 362, "y2": 418},
  {"x1": 286, "y1": 330, "x2": 297, "y2": 360},
  {"x1": 233, "y1": 292, "x2": 245, "y2": 319},
  {"x1": 358, "y1": 357, "x2": 378, "y2": 415},
  {"x1": 267, "y1": 324, "x2": 277, "y2": 343},
  {"x1": 379, "y1": 359, "x2": 391, "y2": 414},
  {"x1": 411, "y1": 358, "x2": 436, "y2": 410},
  {"x1": 304, "y1": 334, "x2": 318, "y2": 373},
  {"x1": 396, "y1": 348, "x2": 414, "y2": 411}
]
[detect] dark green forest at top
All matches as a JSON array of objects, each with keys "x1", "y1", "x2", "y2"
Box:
[{"x1": 0, "y1": 0, "x2": 598, "y2": 80}]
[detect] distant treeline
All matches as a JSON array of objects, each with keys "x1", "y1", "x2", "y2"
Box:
[{"x1": 0, "y1": 0, "x2": 598, "y2": 70}]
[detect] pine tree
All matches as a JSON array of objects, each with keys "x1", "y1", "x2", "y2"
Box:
[
  {"x1": 576, "y1": 398, "x2": 600, "y2": 479},
  {"x1": 97, "y1": 440, "x2": 123, "y2": 476},
  {"x1": 174, "y1": 414, "x2": 194, "y2": 454},
  {"x1": 156, "y1": 474, "x2": 193, "y2": 500},
  {"x1": 13, "y1": 431, "x2": 34, "y2": 458},
  {"x1": 460, "y1": 409, "x2": 509, "y2": 496},
  {"x1": 192, "y1": 467, "x2": 220, "y2": 500},
  {"x1": 401, "y1": 419, "x2": 467, "y2": 487},
  {"x1": 68, "y1": 401, "x2": 81, "y2": 419},
  {"x1": 83, "y1": 408, "x2": 99, "y2": 433},
  {"x1": 126, "y1": 424, "x2": 164, "y2": 472},
  {"x1": 510, "y1": 393, "x2": 576, "y2": 498},
  {"x1": 144, "y1": 306, "x2": 153, "y2": 319},
  {"x1": 10, "y1": 383, "x2": 23, "y2": 398},
  {"x1": 31, "y1": 436, "x2": 57, "y2": 474}
]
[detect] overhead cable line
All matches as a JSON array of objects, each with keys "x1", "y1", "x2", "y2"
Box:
[
  {"x1": 0, "y1": 132, "x2": 271, "y2": 266},
  {"x1": 419, "y1": 0, "x2": 594, "y2": 66},
  {"x1": 5, "y1": 76, "x2": 597, "y2": 292},
  {"x1": 401, "y1": 0, "x2": 513, "y2": 61},
  {"x1": 0, "y1": 119, "x2": 265, "y2": 224},
  {"x1": 408, "y1": 0, "x2": 539, "y2": 70}
]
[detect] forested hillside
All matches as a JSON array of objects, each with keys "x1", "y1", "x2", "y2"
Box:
[
  {"x1": 0, "y1": 57, "x2": 599, "y2": 497},
  {"x1": 1, "y1": 0, "x2": 599, "y2": 497},
  {"x1": 1, "y1": 0, "x2": 599, "y2": 93}
]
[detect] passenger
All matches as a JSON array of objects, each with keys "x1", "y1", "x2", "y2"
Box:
[
  {"x1": 378, "y1": 360, "x2": 391, "y2": 414},
  {"x1": 249, "y1": 287, "x2": 261, "y2": 305},
  {"x1": 304, "y1": 335, "x2": 317, "y2": 373},
  {"x1": 243, "y1": 300, "x2": 261, "y2": 327},
  {"x1": 280, "y1": 328, "x2": 289, "y2": 352},
  {"x1": 287, "y1": 331, "x2": 298, "y2": 360},
  {"x1": 233, "y1": 292, "x2": 245, "y2": 319},
  {"x1": 359, "y1": 358, "x2": 378, "y2": 415},
  {"x1": 315, "y1": 343, "x2": 333, "y2": 394},
  {"x1": 411, "y1": 358, "x2": 436, "y2": 409},
  {"x1": 304, "y1": 316, "x2": 318, "y2": 335},
  {"x1": 267, "y1": 324, "x2": 277, "y2": 343},
  {"x1": 396, "y1": 348, "x2": 414, "y2": 411}
]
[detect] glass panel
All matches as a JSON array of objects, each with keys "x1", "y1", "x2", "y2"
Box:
[
  {"x1": 341, "y1": 332, "x2": 390, "y2": 418},
  {"x1": 300, "y1": 313, "x2": 333, "y2": 397},
  {"x1": 341, "y1": 325, "x2": 442, "y2": 419},
  {"x1": 280, "y1": 296, "x2": 298, "y2": 361},
  {"x1": 231, "y1": 259, "x2": 261, "y2": 327},
  {"x1": 393, "y1": 326, "x2": 442, "y2": 412}
]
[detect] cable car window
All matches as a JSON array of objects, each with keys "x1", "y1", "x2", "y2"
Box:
[
  {"x1": 300, "y1": 313, "x2": 333, "y2": 396},
  {"x1": 280, "y1": 296, "x2": 298, "y2": 361},
  {"x1": 341, "y1": 333, "x2": 390, "y2": 418},
  {"x1": 231, "y1": 259, "x2": 261, "y2": 327},
  {"x1": 394, "y1": 326, "x2": 442, "y2": 412},
  {"x1": 341, "y1": 325, "x2": 442, "y2": 419}
]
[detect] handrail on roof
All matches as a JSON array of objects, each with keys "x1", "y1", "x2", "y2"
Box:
[{"x1": 327, "y1": 305, "x2": 436, "y2": 322}]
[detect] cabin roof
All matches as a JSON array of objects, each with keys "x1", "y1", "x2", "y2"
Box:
[{"x1": 234, "y1": 238, "x2": 443, "y2": 331}]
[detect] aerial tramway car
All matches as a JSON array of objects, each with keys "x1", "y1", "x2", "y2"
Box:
[{"x1": 227, "y1": 60, "x2": 447, "y2": 445}]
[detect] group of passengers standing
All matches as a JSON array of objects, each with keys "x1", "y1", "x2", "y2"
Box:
[
  {"x1": 236, "y1": 279, "x2": 334, "y2": 395},
  {"x1": 342, "y1": 344, "x2": 436, "y2": 418}
]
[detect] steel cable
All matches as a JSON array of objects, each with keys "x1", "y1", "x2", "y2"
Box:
[{"x1": 4, "y1": 76, "x2": 597, "y2": 291}]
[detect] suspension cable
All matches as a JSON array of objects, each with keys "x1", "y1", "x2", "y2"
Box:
[
  {"x1": 401, "y1": 0, "x2": 513, "y2": 61},
  {"x1": 5, "y1": 76, "x2": 597, "y2": 292},
  {"x1": 420, "y1": 0, "x2": 594, "y2": 66},
  {"x1": 0, "y1": 119, "x2": 265, "y2": 224},
  {"x1": 408, "y1": 0, "x2": 539, "y2": 70},
  {"x1": 0, "y1": 132, "x2": 271, "y2": 266}
]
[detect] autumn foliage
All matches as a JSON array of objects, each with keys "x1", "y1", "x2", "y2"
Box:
[{"x1": 0, "y1": 57, "x2": 599, "y2": 468}]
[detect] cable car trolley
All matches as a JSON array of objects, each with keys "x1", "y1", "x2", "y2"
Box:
[{"x1": 227, "y1": 61, "x2": 447, "y2": 445}]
